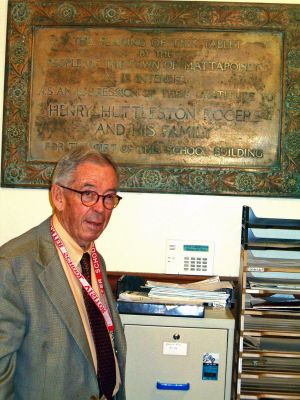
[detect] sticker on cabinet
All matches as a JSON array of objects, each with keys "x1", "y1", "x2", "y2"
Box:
[{"x1": 202, "y1": 352, "x2": 219, "y2": 380}]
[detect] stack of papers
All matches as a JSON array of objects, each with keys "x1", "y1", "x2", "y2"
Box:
[
  {"x1": 248, "y1": 277, "x2": 300, "y2": 292},
  {"x1": 248, "y1": 253, "x2": 300, "y2": 269},
  {"x1": 243, "y1": 335, "x2": 300, "y2": 352},
  {"x1": 119, "y1": 276, "x2": 233, "y2": 308},
  {"x1": 247, "y1": 276, "x2": 300, "y2": 312}
]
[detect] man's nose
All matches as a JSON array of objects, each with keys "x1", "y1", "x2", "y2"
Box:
[{"x1": 93, "y1": 196, "x2": 106, "y2": 212}]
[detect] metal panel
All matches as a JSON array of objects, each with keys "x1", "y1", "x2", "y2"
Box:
[{"x1": 121, "y1": 310, "x2": 235, "y2": 399}]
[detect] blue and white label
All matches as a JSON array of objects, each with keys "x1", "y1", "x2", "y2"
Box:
[{"x1": 202, "y1": 353, "x2": 219, "y2": 381}]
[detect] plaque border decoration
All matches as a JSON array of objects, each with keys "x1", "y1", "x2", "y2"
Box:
[{"x1": 1, "y1": 0, "x2": 300, "y2": 197}]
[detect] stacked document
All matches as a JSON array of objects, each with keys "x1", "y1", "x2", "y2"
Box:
[
  {"x1": 248, "y1": 252, "x2": 300, "y2": 269},
  {"x1": 249, "y1": 297, "x2": 300, "y2": 311},
  {"x1": 119, "y1": 276, "x2": 233, "y2": 308},
  {"x1": 247, "y1": 276, "x2": 300, "y2": 312},
  {"x1": 243, "y1": 335, "x2": 300, "y2": 352},
  {"x1": 248, "y1": 277, "x2": 300, "y2": 292}
]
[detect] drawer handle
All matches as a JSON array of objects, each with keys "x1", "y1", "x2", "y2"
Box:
[{"x1": 156, "y1": 382, "x2": 190, "y2": 391}]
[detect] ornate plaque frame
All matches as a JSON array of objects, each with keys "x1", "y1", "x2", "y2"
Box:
[{"x1": 1, "y1": 0, "x2": 300, "y2": 197}]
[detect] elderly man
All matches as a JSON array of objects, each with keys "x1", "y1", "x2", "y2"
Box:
[{"x1": 0, "y1": 147, "x2": 126, "y2": 400}]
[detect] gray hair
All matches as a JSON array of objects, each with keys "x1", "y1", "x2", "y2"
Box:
[{"x1": 51, "y1": 146, "x2": 118, "y2": 186}]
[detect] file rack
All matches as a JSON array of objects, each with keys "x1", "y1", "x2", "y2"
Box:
[{"x1": 236, "y1": 206, "x2": 300, "y2": 400}]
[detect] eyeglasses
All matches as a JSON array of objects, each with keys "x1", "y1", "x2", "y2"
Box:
[{"x1": 59, "y1": 185, "x2": 122, "y2": 209}]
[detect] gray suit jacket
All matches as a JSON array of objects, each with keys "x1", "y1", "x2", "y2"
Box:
[{"x1": 0, "y1": 217, "x2": 126, "y2": 400}]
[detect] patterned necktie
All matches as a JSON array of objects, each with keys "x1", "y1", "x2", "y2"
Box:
[{"x1": 80, "y1": 253, "x2": 116, "y2": 400}]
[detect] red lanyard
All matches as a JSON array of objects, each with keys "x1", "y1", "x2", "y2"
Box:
[{"x1": 50, "y1": 219, "x2": 114, "y2": 332}]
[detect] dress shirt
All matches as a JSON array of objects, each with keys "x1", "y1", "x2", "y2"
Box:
[{"x1": 52, "y1": 215, "x2": 120, "y2": 398}]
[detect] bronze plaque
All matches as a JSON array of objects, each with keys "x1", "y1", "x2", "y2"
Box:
[
  {"x1": 29, "y1": 28, "x2": 282, "y2": 168},
  {"x1": 2, "y1": 1, "x2": 300, "y2": 196}
]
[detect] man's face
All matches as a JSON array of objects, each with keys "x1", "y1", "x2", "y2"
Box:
[{"x1": 52, "y1": 161, "x2": 118, "y2": 250}]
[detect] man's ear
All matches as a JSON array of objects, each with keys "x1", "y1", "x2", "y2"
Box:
[{"x1": 51, "y1": 184, "x2": 65, "y2": 211}]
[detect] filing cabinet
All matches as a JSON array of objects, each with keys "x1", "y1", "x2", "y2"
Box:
[{"x1": 121, "y1": 308, "x2": 234, "y2": 400}]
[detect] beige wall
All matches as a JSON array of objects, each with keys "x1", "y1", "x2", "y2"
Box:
[{"x1": 1, "y1": 0, "x2": 300, "y2": 276}]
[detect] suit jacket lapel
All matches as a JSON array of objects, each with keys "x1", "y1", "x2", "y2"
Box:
[{"x1": 36, "y1": 218, "x2": 94, "y2": 367}]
